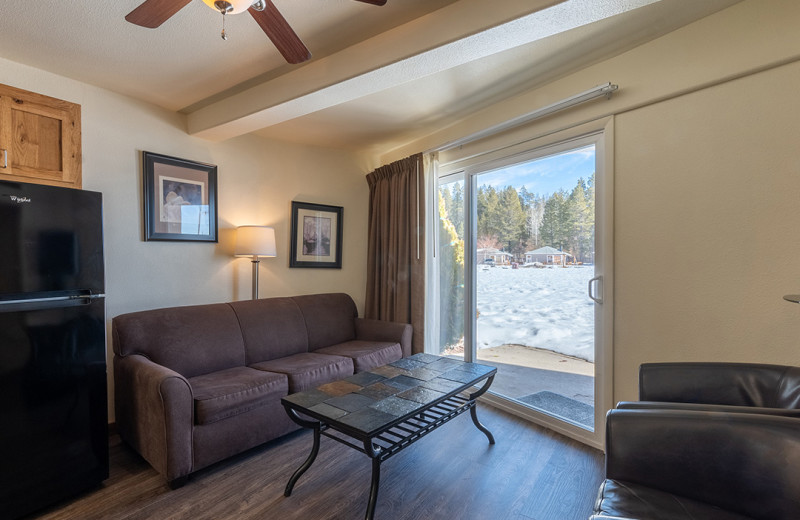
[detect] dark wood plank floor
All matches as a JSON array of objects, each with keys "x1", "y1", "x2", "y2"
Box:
[{"x1": 28, "y1": 404, "x2": 604, "y2": 520}]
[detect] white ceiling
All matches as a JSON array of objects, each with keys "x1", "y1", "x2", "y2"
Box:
[{"x1": 0, "y1": 0, "x2": 742, "y2": 151}]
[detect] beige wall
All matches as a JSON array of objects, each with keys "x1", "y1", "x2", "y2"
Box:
[
  {"x1": 0, "y1": 57, "x2": 369, "y2": 421},
  {"x1": 615, "y1": 60, "x2": 800, "y2": 400},
  {"x1": 380, "y1": 0, "x2": 800, "y2": 404}
]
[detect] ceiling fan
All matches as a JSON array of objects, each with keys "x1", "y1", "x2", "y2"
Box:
[{"x1": 125, "y1": 0, "x2": 387, "y2": 64}]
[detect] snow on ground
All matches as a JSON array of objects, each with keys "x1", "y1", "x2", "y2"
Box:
[{"x1": 477, "y1": 265, "x2": 595, "y2": 362}]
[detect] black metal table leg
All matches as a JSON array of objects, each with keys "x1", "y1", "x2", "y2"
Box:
[
  {"x1": 284, "y1": 408, "x2": 322, "y2": 496},
  {"x1": 365, "y1": 456, "x2": 381, "y2": 520},
  {"x1": 364, "y1": 440, "x2": 382, "y2": 520},
  {"x1": 469, "y1": 375, "x2": 496, "y2": 444}
]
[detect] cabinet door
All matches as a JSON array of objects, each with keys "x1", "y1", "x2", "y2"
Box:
[{"x1": 0, "y1": 84, "x2": 81, "y2": 189}]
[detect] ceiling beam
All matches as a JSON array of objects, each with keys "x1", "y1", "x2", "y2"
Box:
[{"x1": 186, "y1": 0, "x2": 566, "y2": 141}]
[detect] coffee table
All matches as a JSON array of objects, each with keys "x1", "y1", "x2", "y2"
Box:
[{"x1": 281, "y1": 353, "x2": 497, "y2": 520}]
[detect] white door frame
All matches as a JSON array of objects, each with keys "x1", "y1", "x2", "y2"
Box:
[{"x1": 431, "y1": 117, "x2": 614, "y2": 450}]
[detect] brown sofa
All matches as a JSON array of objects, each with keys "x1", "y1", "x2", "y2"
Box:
[{"x1": 112, "y1": 293, "x2": 411, "y2": 487}]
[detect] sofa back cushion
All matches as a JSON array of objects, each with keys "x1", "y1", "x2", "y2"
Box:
[
  {"x1": 292, "y1": 293, "x2": 357, "y2": 351},
  {"x1": 228, "y1": 298, "x2": 310, "y2": 364},
  {"x1": 112, "y1": 303, "x2": 245, "y2": 378}
]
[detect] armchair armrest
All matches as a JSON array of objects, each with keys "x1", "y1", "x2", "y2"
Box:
[
  {"x1": 114, "y1": 354, "x2": 193, "y2": 483},
  {"x1": 639, "y1": 362, "x2": 800, "y2": 408},
  {"x1": 355, "y1": 318, "x2": 412, "y2": 358},
  {"x1": 605, "y1": 408, "x2": 800, "y2": 519}
]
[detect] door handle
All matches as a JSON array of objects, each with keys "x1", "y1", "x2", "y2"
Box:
[
  {"x1": 1, "y1": 149, "x2": 6, "y2": 169},
  {"x1": 588, "y1": 275, "x2": 603, "y2": 304}
]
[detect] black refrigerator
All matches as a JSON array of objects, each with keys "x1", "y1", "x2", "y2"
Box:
[{"x1": 0, "y1": 180, "x2": 108, "y2": 520}]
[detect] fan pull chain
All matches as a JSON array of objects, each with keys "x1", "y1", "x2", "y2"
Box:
[{"x1": 221, "y1": 11, "x2": 228, "y2": 40}]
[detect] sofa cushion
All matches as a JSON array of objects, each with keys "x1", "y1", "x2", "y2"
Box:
[
  {"x1": 228, "y1": 298, "x2": 309, "y2": 363},
  {"x1": 189, "y1": 367, "x2": 288, "y2": 425},
  {"x1": 292, "y1": 293, "x2": 357, "y2": 351},
  {"x1": 315, "y1": 340, "x2": 402, "y2": 373},
  {"x1": 593, "y1": 480, "x2": 755, "y2": 520},
  {"x1": 113, "y1": 303, "x2": 245, "y2": 378},
  {"x1": 251, "y1": 353, "x2": 354, "y2": 393}
]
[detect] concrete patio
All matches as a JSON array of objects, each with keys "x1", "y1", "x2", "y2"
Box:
[{"x1": 445, "y1": 344, "x2": 595, "y2": 427}]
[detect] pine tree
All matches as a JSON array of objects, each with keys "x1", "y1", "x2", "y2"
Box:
[
  {"x1": 540, "y1": 190, "x2": 569, "y2": 251},
  {"x1": 568, "y1": 179, "x2": 592, "y2": 263},
  {"x1": 477, "y1": 185, "x2": 501, "y2": 242},
  {"x1": 497, "y1": 186, "x2": 527, "y2": 257}
]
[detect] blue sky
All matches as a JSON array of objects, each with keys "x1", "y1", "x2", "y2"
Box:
[{"x1": 479, "y1": 145, "x2": 595, "y2": 196}]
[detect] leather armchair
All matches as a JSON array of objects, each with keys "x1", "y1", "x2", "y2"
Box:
[
  {"x1": 617, "y1": 362, "x2": 800, "y2": 417},
  {"x1": 590, "y1": 408, "x2": 800, "y2": 520}
]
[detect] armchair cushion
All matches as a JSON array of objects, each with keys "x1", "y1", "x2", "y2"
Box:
[
  {"x1": 189, "y1": 367, "x2": 287, "y2": 425},
  {"x1": 599, "y1": 409, "x2": 800, "y2": 520},
  {"x1": 593, "y1": 479, "x2": 753, "y2": 520}
]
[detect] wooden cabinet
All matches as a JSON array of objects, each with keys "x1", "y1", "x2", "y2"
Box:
[{"x1": 0, "y1": 83, "x2": 81, "y2": 189}]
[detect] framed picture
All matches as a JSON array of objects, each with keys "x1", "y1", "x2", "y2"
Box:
[
  {"x1": 290, "y1": 201, "x2": 343, "y2": 268},
  {"x1": 142, "y1": 151, "x2": 218, "y2": 242}
]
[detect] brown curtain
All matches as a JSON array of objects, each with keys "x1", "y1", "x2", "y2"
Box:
[{"x1": 365, "y1": 153, "x2": 425, "y2": 353}]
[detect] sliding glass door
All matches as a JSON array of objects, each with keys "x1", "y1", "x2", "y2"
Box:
[{"x1": 433, "y1": 127, "x2": 612, "y2": 447}]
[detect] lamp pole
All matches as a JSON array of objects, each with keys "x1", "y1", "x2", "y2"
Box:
[
  {"x1": 234, "y1": 226, "x2": 277, "y2": 301},
  {"x1": 251, "y1": 255, "x2": 260, "y2": 300}
]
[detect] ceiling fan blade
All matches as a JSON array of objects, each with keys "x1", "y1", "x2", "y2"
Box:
[
  {"x1": 249, "y1": 1, "x2": 312, "y2": 64},
  {"x1": 353, "y1": 0, "x2": 388, "y2": 5},
  {"x1": 125, "y1": 0, "x2": 192, "y2": 28}
]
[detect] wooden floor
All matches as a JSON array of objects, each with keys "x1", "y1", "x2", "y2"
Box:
[{"x1": 28, "y1": 405, "x2": 604, "y2": 520}]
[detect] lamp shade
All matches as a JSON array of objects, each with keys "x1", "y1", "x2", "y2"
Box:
[{"x1": 235, "y1": 226, "x2": 277, "y2": 257}]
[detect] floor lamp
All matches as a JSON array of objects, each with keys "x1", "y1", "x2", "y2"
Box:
[{"x1": 235, "y1": 226, "x2": 277, "y2": 300}]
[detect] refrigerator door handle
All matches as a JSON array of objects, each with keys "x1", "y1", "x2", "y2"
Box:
[
  {"x1": 69, "y1": 293, "x2": 106, "y2": 305},
  {"x1": 0, "y1": 293, "x2": 105, "y2": 306},
  {"x1": 0, "y1": 295, "x2": 74, "y2": 307}
]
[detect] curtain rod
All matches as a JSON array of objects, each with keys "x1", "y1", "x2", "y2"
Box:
[{"x1": 428, "y1": 82, "x2": 618, "y2": 154}]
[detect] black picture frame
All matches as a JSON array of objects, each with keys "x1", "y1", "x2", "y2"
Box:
[
  {"x1": 289, "y1": 201, "x2": 343, "y2": 268},
  {"x1": 142, "y1": 151, "x2": 218, "y2": 242}
]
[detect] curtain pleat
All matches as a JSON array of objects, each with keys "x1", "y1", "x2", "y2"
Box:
[{"x1": 365, "y1": 153, "x2": 425, "y2": 353}]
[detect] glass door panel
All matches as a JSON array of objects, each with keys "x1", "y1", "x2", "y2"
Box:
[
  {"x1": 437, "y1": 177, "x2": 466, "y2": 357},
  {"x1": 473, "y1": 145, "x2": 597, "y2": 431}
]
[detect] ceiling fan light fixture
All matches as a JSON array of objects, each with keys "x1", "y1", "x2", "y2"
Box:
[{"x1": 201, "y1": 0, "x2": 255, "y2": 15}]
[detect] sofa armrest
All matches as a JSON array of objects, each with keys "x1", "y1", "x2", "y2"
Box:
[
  {"x1": 114, "y1": 354, "x2": 194, "y2": 483},
  {"x1": 605, "y1": 408, "x2": 800, "y2": 519},
  {"x1": 638, "y1": 362, "x2": 798, "y2": 407},
  {"x1": 616, "y1": 400, "x2": 800, "y2": 417},
  {"x1": 355, "y1": 318, "x2": 412, "y2": 358}
]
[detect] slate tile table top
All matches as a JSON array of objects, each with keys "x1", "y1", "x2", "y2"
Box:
[{"x1": 281, "y1": 353, "x2": 497, "y2": 520}]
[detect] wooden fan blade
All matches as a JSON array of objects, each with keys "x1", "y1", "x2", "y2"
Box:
[
  {"x1": 125, "y1": 0, "x2": 192, "y2": 28},
  {"x1": 249, "y1": 1, "x2": 312, "y2": 64},
  {"x1": 353, "y1": 0, "x2": 388, "y2": 5}
]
